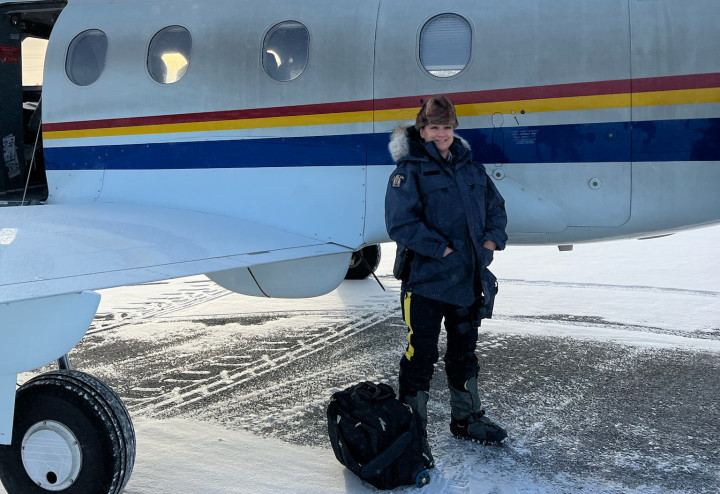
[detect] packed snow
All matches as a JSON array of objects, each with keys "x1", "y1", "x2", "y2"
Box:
[{"x1": 2, "y1": 225, "x2": 718, "y2": 493}]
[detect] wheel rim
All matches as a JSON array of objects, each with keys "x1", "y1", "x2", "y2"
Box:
[
  {"x1": 21, "y1": 420, "x2": 83, "y2": 491},
  {"x1": 349, "y1": 252, "x2": 362, "y2": 269}
]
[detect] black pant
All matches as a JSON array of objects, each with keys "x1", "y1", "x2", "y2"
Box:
[{"x1": 399, "y1": 288, "x2": 480, "y2": 397}]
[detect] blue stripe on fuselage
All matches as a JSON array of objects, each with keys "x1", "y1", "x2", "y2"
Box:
[{"x1": 44, "y1": 118, "x2": 720, "y2": 171}]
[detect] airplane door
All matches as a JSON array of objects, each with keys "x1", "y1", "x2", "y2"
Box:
[
  {"x1": 0, "y1": 2, "x2": 64, "y2": 204},
  {"x1": 0, "y1": 10, "x2": 26, "y2": 198},
  {"x1": 373, "y1": 0, "x2": 633, "y2": 233}
]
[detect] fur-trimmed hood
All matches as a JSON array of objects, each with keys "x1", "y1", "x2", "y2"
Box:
[{"x1": 388, "y1": 124, "x2": 471, "y2": 163}]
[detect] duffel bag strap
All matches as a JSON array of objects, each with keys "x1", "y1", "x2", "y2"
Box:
[
  {"x1": 358, "y1": 431, "x2": 413, "y2": 478},
  {"x1": 331, "y1": 420, "x2": 415, "y2": 479},
  {"x1": 330, "y1": 422, "x2": 364, "y2": 475}
]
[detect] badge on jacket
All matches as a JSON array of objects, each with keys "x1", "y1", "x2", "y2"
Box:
[{"x1": 392, "y1": 174, "x2": 405, "y2": 188}]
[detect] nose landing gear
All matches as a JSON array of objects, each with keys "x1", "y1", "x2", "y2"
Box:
[{"x1": 0, "y1": 370, "x2": 135, "y2": 494}]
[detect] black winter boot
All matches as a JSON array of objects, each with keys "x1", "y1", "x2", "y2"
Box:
[
  {"x1": 402, "y1": 391, "x2": 435, "y2": 468},
  {"x1": 448, "y1": 377, "x2": 507, "y2": 444}
]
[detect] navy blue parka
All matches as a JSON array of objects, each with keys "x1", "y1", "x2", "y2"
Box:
[{"x1": 385, "y1": 125, "x2": 508, "y2": 308}]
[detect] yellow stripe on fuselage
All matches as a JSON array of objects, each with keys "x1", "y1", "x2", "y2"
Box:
[
  {"x1": 42, "y1": 110, "x2": 374, "y2": 140},
  {"x1": 633, "y1": 87, "x2": 720, "y2": 107},
  {"x1": 374, "y1": 88, "x2": 719, "y2": 122},
  {"x1": 43, "y1": 87, "x2": 718, "y2": 141}
]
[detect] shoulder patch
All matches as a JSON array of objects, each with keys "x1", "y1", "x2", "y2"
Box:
[{"x1": 392, "y1": 174, "x2": 406, "y2": 188}]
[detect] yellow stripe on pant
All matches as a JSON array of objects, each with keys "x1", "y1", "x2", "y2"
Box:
[{"x1": 403, "y1": 291, "x2": 415, "y2": 360}]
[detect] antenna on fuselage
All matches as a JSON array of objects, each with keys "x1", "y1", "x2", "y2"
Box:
[{"x1": 358, "y1": 250, "x2": 385, "y2": 291}]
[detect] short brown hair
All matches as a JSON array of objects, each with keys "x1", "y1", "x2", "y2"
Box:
[{"x1": 415, "y1": 95, "x2": 459, "y2": 130}]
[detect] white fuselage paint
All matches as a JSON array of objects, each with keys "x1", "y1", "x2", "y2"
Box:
[{"x1": 37, "y1": 0, "x2": 720, "y2": 248}]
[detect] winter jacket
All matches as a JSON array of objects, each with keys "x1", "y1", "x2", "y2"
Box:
[{"x1": 385, "y1": 125, "x2": 508, "y2": 307}]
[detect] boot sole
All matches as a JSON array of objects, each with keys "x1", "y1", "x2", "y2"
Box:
[{"x1": 452, "y1": 433, "x2": 506, "y2": 445}]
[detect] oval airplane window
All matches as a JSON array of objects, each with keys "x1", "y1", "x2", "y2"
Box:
[
  {"x1": 262, "y1": 21, "x2": 309, "y2": 82},
  {"x1": 147, "y1": 26, "x2": 192, "y2": 84},
  {"x1": 65, "y1": 30, "x2": 108, "y2": 86},
  {"x1": 420, "y1": 14, "x2": 472, "y2": 77}
]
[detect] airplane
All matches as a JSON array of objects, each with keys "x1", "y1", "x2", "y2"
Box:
[{"x1": 0, "y1": 0, "x2": 718, "y2": 491}]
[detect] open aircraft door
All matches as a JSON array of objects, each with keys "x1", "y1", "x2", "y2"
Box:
[
  {"x1": 0, "y1": 4, "x2": 29, "y2": 199},
  {"x1": 373, "y1": 0, "x2": 633, "y2": 237},
  {"x1": 0, "y1": 1, "x2": 65, "y2": 204}
]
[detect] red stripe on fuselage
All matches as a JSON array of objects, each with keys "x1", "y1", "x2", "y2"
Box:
[
  {"x1": 373, "y1": 79, "x2": 633, "y2": 110},
  {"x1": 43, "y1": 73, "x2": 720, "y2": 133},
  {"x1": 43, "y1": 100, "x2": 375, "y2": 132},
  {"x1": 631, "y1": 72, "x2": 720, "y2": 92}
]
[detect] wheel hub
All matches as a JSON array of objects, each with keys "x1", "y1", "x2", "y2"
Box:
[
  {"x1": 349, "y1": 252, "x2": 362, "y2": 269},
  {"x1": 21, "y1": 420, "x2": 82, "y2": 491}
]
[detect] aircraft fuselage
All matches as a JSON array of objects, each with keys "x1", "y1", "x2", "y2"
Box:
[{"x1": 2, "y1": 0, "x2": 719, "y2": 250}]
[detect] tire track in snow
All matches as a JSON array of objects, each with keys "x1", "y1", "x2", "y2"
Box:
[
  {"x1": 125, "y1": 306, "x2": 398, "y2": 418},
  {"x1": 502, "y1": 278, "x2": 719, "y2": 298},
  {"x1": 495, "y1": 313, "x2": 720, "y2": 340},
  {"x1": 88, "y1": 279, "x2": 230, "y2": 335},
  {"x1": 86, "y1": 276, "x2": 716, "y2": 339}
]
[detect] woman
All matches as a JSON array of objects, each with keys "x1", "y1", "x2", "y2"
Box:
[{"x1": 385, "y1": 96, "x2": 508, "y2": 468}]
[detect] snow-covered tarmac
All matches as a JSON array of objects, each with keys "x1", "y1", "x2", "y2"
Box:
[{"x1": 6, "y1": 226, "x2": 719, "y2": 493}]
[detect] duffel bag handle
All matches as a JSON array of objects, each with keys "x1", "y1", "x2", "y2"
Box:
[{"x1": 355, "y1": 381, "x2": 394, "y2": 401}]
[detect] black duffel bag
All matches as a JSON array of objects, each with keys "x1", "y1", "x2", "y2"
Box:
[{"x1": 327, "y1": 381, "x2": 430, "y2": 490}]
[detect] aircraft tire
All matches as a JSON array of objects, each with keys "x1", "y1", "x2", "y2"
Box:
[
  {"x1": 0, "y1": 370, "x2": 135, "y2": 494},
  {"x1": 345, "y1": 244, "x2": 381, "y2": 280}
]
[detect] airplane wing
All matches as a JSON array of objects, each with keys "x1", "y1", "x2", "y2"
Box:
[
  {"x1": 0, "y1": 202, "x2": 354, "y2": 444},
  {"x1": 0, "y1": 202, "x2": 352, "y2": 305}
]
